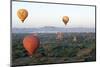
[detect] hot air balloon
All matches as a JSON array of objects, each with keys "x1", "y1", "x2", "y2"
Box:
[
  {"x1": 62, "y1": 16, "x2": 69, "y2": 26},
  {"x1": 23, "y1": 35, "x2": 40, "y2": 56},
  {"x1": 17, "y1": 9, "x2": 28, "y2": 22}
]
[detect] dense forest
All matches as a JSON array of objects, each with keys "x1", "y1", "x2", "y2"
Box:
[{"x1": 12, "y1": 33, "x2": 96, "y2": 66}]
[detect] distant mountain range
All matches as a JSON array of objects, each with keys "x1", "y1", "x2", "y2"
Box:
[{"x1": 12, "y1": 26, "x2": 95, "y2": 33}]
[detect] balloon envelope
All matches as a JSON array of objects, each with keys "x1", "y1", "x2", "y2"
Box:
[
  {"x1": 23, "y1": 35, "x2": 40, "y2": 56},
  {"x1": 62, "y1": 16, "x2": 69, "y2": 26},
  {"x1": 17, "y1": 9, "x2": 28, "y2": 22}
]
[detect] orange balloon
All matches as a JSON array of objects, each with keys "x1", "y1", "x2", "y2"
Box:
[
  {"x1": 23, "y1": 35, "x2": 40, "y2": 56},
  {"x1": 17, "y1": 9, "x2": 28, "y2": 22},
  {"x1": 62, "y1": 16, "x2": 69, "y2": 26}
]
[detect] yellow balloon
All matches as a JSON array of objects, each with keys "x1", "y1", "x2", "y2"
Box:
[
  {"x1": 62, "y1": 16, "x2": 69, "y2": 26},
  {"x1": 17, "y1": 9, "x2": 28, "y2": 22}
]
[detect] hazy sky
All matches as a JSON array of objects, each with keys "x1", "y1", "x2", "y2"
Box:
[{"x1": 12, "y1": 2, "x2": 95, "y2": 28}]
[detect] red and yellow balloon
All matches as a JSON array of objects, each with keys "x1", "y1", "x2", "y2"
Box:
[{"x1": 17, "y1": 9, "x2": 28, "y2": 22}]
